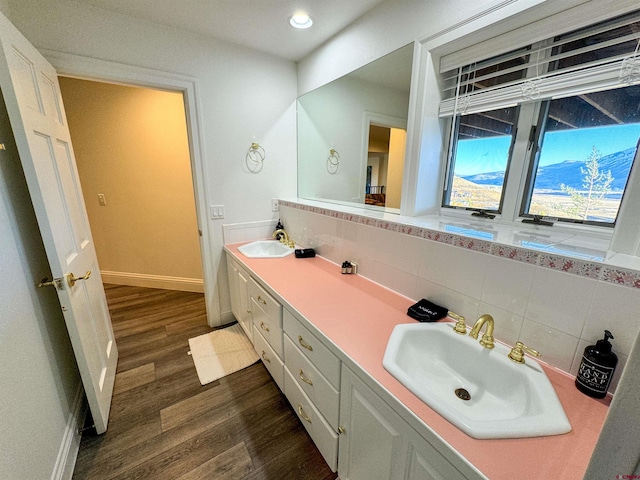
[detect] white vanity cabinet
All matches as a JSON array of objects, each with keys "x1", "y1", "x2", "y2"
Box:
[
  {"x1": 248, "y1": 277, "x2": 283, "y2": 357},
  {"x1": 283, "y1": 308, "x2": 341, "y2": 472},
  {"x1": 253, "y1": 323, "x2": 284, "y2": 390},
  {"x1": 248, "y1": 276, "x2": 285, "y2": 391},
  {"x1": 225, "y1": 249, "x2": 482, "y2": 480},
  {"x1": 226, "y1": 256, "x2": 252, "y2": 343},
  {"x1": 338, "y1": 366, "x2": 470, "y2": 480}
]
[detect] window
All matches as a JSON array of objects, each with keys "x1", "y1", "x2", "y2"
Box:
[
  {"x1": 443, "y1": 107, "x2": 519, "y2": 211},
  {"x1": 523, "y1": 86, "x2": 640, "y2": 225},
  {"x1": 439, "y1": 11, "x2": 640, "y2": 227}
]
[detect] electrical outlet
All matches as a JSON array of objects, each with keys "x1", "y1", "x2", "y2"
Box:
[
  {"x1": 271, "y1": 198, "x2": 279, "y2": 212},
  {"x1": 98, "y1": 193, "x2": 106, "y2": 206},
  {"x1": 210, "y1": 205, "x2": 225, "y2": 219}
]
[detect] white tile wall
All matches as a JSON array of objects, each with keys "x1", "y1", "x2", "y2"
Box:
[
  {"x1": 278, "y1": 204, "x2": 640, "y2": 393},
  {"x1": 525, "y1": 268, "x2": 598, "y2": 337},
  {"x1": 222, "y1": 220, "x2": 279, "y2": 245}
]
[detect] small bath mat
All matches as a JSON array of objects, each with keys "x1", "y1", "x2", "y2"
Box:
[{"x1": 188, "y1": 323, "x2": 259, "y2": 385}]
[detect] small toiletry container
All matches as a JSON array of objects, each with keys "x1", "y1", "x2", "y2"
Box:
[{"x1": 575, "y1": 330, "x2": 618, "y2": 399}]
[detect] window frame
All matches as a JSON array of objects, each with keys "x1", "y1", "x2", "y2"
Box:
[
  {"x1": 442, "y1": 106, "x2": 521, "y2": 214},
  {"x1": 437, "y1": 11, "x2": 640, "y2": 233}
]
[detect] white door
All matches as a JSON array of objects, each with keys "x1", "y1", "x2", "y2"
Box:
[{"x1": 0, "y1": 13, "x2": 117, "y2": 433}]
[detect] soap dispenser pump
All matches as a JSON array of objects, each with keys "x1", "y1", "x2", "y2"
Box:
[
  {"x1": 274, "y1": 220, "x2": 284, "y2": 241},
  {"x1": 575, "y1": 330, "x2": 618, "y2": 399}
]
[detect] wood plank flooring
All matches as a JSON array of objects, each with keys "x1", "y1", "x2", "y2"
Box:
[{"x1": 73, "y1": 284, "x2": 338, "y2": 480}]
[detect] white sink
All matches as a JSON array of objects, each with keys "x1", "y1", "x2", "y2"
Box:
[
  {"x1": 383, "y1": 322, "x2": 571, "y2": 439},
  {"x1": 238, "y1": 240, "x2": 294, "y2": 258}
]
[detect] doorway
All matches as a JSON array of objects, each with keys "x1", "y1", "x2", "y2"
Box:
[
  {"x1": 366, "y1": 124, "x2": 407, "y2": 209},
  {"x1": 58, "y1": 77, "x2": 205, "y2": 300}
]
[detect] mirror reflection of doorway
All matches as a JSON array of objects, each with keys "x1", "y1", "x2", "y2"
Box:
[{"x1": 365, "y1": 124, "x2": 406, "y2": 208}]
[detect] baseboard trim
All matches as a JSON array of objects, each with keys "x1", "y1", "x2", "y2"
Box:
[
  {"x1": 51, "y1": 385, "x2": 86, "y2": 480},
  {"x1": 101, "y1": 271, "x2": 204, "y2": 293},
  {"x1": 218, "y1": 309, "x2": 236, "y2": 328}
]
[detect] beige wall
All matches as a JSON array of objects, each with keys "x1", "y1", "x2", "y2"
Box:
[
  {"x1": 386, "y1": 128, "x2": 406, "y2": 209},
  {"x1": 59, "y1": 78, "x2": 203, "y2": 291}
]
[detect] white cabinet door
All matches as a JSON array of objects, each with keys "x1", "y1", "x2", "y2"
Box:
[
  {"x1": 339, "y1": 366, "x2": 470, "y2": 480},
  {"x1": 338, "y1": 366, "x2": 407, "y2": 480},
  {"x1": 236, "y1": 268, "x2": 252, "y2": 342},
  {"x1": 226, "y1": 255, "x2": 252, "y2": 343},
  {"x1": 404, "y1": 439, "x2": 469, "y2": 480}
]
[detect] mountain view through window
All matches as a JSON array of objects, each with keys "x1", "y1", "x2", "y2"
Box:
[{"x1": 446, "y1": 84, "x2": 640, "y2": 225}]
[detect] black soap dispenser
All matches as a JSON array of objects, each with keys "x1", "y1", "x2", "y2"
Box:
[
  {"x1": 575, "y1": 330, "x2": 618, "y2": 399},
  {"x1": 274, "y1": 220, "x2": 284, "y2": 240}
]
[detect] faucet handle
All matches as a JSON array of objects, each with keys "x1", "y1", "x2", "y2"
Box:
[
  {"x1": 508, "y1": 341, "x2": 541, "y2": 364},
  {"x1": 448, "y1": 312, "x2": 467, "y2": 335}
]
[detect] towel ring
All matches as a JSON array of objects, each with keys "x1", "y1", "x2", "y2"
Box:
[
  {"x1": 327, "y1": 148, "x2": 340, "y2": 174},
  {"x1": 246, "y1": 142, "x2": 265, "y2": 173}
]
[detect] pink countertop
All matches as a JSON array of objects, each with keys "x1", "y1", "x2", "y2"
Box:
[{"x1": 226, "y1": 244, "x2": 610, "y2": 480}]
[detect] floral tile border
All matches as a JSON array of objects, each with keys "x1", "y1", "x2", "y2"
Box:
[
  {"x1": 491, "y1": 245, "x2": 538, "y2": 264},
  {"x1": 279, "y1": 200, "x2": 640, "y2": 289}
]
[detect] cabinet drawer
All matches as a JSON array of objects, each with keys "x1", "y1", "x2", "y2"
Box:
[
  {"x1": 284, "y1": 366, "x2": 338, "y2": 472},
  {"x1": 252, "y1": 297, "x2": 283, "y2": 358},
  {"x1": 284, "y1": 335, "x2": 339, "y2": 429},
  {"x1": 253, "y1": 325, "x2": 284, "y2": 391},
  {"x1": 283, "y1": 309, "x2": 340, "y2": 389},
  {"x1": 248, "y1": 277, "x2": 282, "y2": 327}
]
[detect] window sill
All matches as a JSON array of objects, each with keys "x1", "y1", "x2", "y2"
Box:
[{"x1": 282, "y1": 198, "x2": 640, "y2": 287}]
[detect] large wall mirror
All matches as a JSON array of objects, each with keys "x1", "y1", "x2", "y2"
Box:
[{"x1": 297, "y1": 44, "x2": 414, "y2": 212}]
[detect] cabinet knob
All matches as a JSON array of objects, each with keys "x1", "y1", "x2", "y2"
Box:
[{"x1": 338, "y1": 425, "x2": 346, "y2": 435}]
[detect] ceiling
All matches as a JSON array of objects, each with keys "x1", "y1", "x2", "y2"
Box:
[{"x1": 79, "y1": 0, "x2": 387, "y2": 61}]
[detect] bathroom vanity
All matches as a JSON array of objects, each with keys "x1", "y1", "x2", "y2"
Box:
[{"x1": 225, "y1": 243, "x2": 610, "y2": 479}]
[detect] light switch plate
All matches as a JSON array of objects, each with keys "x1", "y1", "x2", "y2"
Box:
[
  {"x1": 210, "y1": 205, "x2": 225, "y2": 219},
  {"x1": 271, "y1": 198, "x2": 279, "y2": 212}
]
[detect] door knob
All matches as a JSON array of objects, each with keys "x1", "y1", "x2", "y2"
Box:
[{"x1": 67, "y1": 270, "x2": 92, "y2": 287}]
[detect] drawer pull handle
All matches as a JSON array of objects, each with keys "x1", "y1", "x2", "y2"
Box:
[
  {"x1": 299, "y1": 368, "x2": 313, "y2": 386},
  {"x1": 298, "y1": 404, "x2": 312, "y2": 423},
  {"x1": 260, "y1": 322, "x2": 270, "y2": 332},
  {"x1": 257, "y1": 295, "x2": 267, "y2": 305},
  {"x1": 298, "y1": 335, "x2": 314, "y2": 351},
  {"x1": 261, "y1": 350, "x2": 271, "y2": 363}
]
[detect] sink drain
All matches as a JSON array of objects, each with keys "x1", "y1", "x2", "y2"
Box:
[{"x1": 455, "y1": 388, "x2": 471, "y2": 401}]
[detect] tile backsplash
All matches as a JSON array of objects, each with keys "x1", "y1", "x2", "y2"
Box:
[
  {"x1": 222, "y1": 219, "x2": 279, "y2": 245},
  {"x1": 277, "y1": 201, "x2": 640, "y2": 393}
]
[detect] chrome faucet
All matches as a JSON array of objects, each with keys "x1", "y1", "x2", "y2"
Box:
[
  {"x1": 272, "y1": 229, "x2": 294, "y2": 248},
  {"x1": 469, "y1": 314, "x2": 495, "y2": 349}
]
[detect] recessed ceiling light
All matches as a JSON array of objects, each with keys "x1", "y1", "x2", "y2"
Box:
[{"x1": 289, "y1": 13, "x2": 313, "y2": 29}]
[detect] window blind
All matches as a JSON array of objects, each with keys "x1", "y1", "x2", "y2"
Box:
[{"x1": 439, "y1": 10, "x2": 640, "y2": 117}]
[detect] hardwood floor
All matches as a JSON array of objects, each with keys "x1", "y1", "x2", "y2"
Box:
[{"x1": 73, "y1": 284, "x2": 338, "y2": 480}]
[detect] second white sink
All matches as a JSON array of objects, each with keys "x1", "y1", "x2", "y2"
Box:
[
  {"x1": 383, "y1": 322, "x2": 571, "y2": 439},
  {"x1": 238, "y1": 240, "x2": 294, "y2": 258}
]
